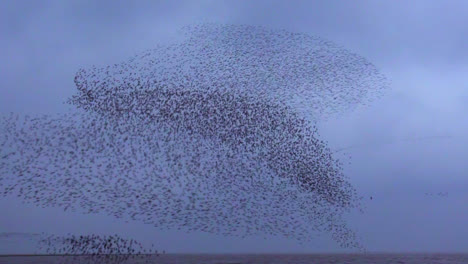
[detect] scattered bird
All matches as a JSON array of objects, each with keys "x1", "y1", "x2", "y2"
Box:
[
  {"x1": 425, "y1": 192, "x2": 448, "y2": 197},
  {"x1": 0, "y1": 23, "x2": 390, "y2": 251}
]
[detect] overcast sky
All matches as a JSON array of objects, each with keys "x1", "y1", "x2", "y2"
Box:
[{"x1": 1, "y1": 0, "x2": 467, "y2": 254}]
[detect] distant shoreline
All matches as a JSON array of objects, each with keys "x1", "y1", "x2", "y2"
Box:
[
  {"x1": 0, "y1": 253, "x2": 159, "y2": 257},
  {"x1": 2, "y1": 252, "x2": 468, "y2": 257}
]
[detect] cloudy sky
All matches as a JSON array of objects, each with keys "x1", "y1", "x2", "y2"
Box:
[{"x1": 1, "y1": 0, "x2": 467, "y2": 254}]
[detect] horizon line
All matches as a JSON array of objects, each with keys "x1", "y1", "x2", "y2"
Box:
[{"x1": 2, "y1": 251, "x2": 468, "y2": 257}]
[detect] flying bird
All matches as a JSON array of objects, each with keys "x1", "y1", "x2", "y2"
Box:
[{"x1": 0, "y1": 23, "x2": 391, "y2": 251}]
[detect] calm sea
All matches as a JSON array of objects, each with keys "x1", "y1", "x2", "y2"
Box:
[{"x1": 1, "y1": 254, "x2": 468, "y2": 264}]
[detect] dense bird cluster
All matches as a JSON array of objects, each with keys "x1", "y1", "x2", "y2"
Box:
[
  {"x1": 71, "y1": 23, "x2": 389, "y2": 122},
  {"x1": 0, "y1": 24, "x2": 391, "y2": 251},
  {"x1": 0, "y1": 232, "x2": 159, "y2": 263},
  {"x1": 0, "y1": 112, "x2": 363, "y2": 249},
  {"x1": 36, "y1": 233, "x2": 158, "y2": 264}
]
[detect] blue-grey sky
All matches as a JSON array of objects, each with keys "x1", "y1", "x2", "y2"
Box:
[{"x1": 1, "y1": 0, "x2": 467, "y2": 253}]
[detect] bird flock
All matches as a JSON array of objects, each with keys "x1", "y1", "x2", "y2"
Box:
[
  {"x1": 0, "y1": 23, "x2": 391, "y2": 251},
  {"x1": 0, "y1": 232, "x2": 160, "y2": 264},
  {"x1": 37, "y1": 233, "x2": 159, "y2": 264}
]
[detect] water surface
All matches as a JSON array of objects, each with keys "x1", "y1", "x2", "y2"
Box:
[{"x1": 1, "y1": 253, "x2": 468, "y2": 264}]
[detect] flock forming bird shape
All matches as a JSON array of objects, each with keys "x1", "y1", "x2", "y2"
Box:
[{"x1": 0, "y1": 23, "x2": 393, "y2": 257}]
